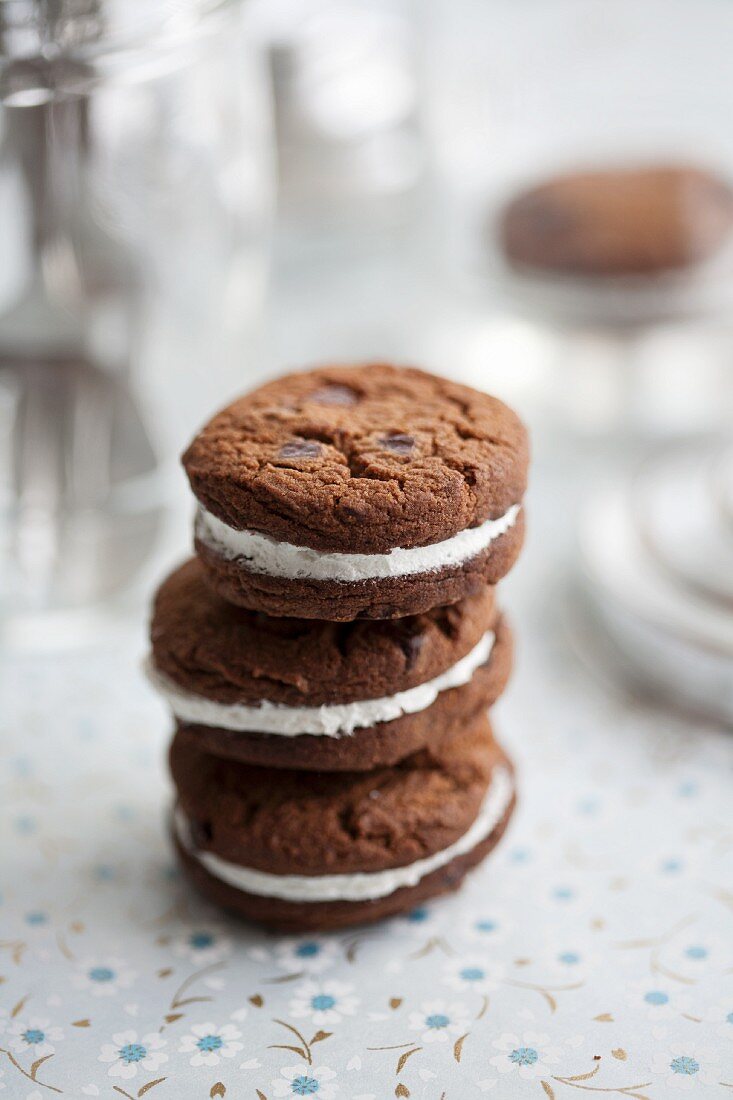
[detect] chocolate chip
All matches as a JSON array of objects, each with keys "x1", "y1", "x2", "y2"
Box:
[
  {"x1": 279, "y1": 439, "x2": 322, "y2": 459},
  {"x1": 308, "y1": 384, "x2": 358, "y2": 407},
  {"x1": 392, "y1": 624, "x2": 425, "y2": 669},
  {"x1": 401, "y1": 633, "x2": 424, "y2": 668},
  {"x1": 433, "y1": 605, "x2": 463, "y2": 641},
  {"x1": 379, "y1": 432, "x2": 415, "y2": 456},
  {"x1": 340, "y1": 500, "x2": 370, "y2": 520}
]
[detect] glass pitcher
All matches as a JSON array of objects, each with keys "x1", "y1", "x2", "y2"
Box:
[{"x1": 0, "y1": 0, "x2": 273, "y2": 643}]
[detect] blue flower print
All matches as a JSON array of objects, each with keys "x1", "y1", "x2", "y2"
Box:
[
  {"x1": 626, "y1": 979, "x2": 688, "y2": 1019},
  {"x1": 172, "y1": 926, "x2": 231, "y2": 965},
  {"x1": 290, "y1": 979, "x2": 359, "y2": 1025},
  {"x1": 93, "y1": 863, "x2": 116, "y2": 881},
  {"x1": 296, "y1": 941, "x2": 320, "y2": 958},
  {"x1": 8, "y1": 1016, "x2": 64, "y2": 1059},
  {"x1": 671, "y1": 1056, "x2": 699, "y2": 1076},
  {"x1": 465, "y1": 910, "x2": 508, "y2": 945},
  {"x1": 198, "y1": 1035, "x2": 223, "y2": 1052},
  {"x1": 406, "y1": 906, "x2": 430, "y2": 922},
  {"x1": 476, "y1": 918, "x2": 498, "y2": 933},
  {"x1": 650, "y1": 1044, "x2": 722, "y2": 1089},
  {"x1": 178, "y1": 1022, "x2": 243, "y2": 1066},
  {"x1": 275, "y1": 936, "x2": 338, "y2": 976},
  {"x1": 119, "y1": 1042, "x2": 147, "y2": 1064},
  {"x1": 706, "y1": 999, "x2": 733, "y2": 1039},
  {"x1": 427, "y1": 1013, "x2": 449, "y2": 1028},
  {"x1": 510, "y1": 1046, "x2": 539, "y2": 1066},
  {"x1": 444, "y1": 957, "x2": 504, "y2": 993},
  {"x1": 408, "y1": 1000, "x2": 470, "y2": 1043},
  {"x1": 98, "y1": 1030, "x2": 168, "y2": 1080},
  {"x1": 558, "y1": 951, "x2": 581, "y2": 966},
  {"x1": 491, "y1": 1031, "x2": 564, "y2": 1078},
  {"x1": 291, "y1": 1076, "x2": 318, "y2": 1095},
  {"x1": 73, "y1": 957, "x2": 136, "y2": 997},
  {"x1": 271, "y1": 1064, "x2": 338, "y2": 1098}
]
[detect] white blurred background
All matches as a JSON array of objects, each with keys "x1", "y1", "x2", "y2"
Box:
[{"x1": 0, "y1": 0, "x2": 731, "y2": 721}]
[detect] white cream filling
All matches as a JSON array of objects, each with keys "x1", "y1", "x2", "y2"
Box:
[
  {"x1": 147, "y1": 630, "x2": 494, "y2": 738},
  {"x1": 174, "y1": 765, "x2": 513, "y2": 903},
  {"x1": 195, "y1": 503, "x2": 521, "y2": 582}
]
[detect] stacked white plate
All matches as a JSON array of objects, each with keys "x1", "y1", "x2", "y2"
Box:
[{"x1": 578, "y1": 440, "x2": 733, "y2": 724}]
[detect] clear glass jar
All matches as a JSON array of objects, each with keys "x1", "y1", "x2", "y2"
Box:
[
  {"x1": 250, "y1": 0, "x2": 424, "y2": 247},
  {"x1": 0, "y1": 0, "x2": 273, "y2": 641}
]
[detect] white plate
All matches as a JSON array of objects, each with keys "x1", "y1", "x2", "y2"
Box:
[{"x1": 578, "y1": 462, "x2": 733, "y2": 724}]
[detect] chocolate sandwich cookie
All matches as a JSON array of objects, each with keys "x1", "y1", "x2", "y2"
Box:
[
  {"x1": 149, "y1": 558, "x2": 513, "y2": 770},
  {"x1": 170, "y1": 715, "x2": 516, "y2": 931},
  {"x1": 183, "y1": 364, "x2": 528, "y2": 620},
  {"x1": 500, "y1": 164, "x2": 733, "y2": 277}
]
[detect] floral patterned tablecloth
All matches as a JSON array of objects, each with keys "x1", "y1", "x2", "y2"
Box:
[{"x1": 1, "y1": 568, "x2": 732, "y2": 1100}]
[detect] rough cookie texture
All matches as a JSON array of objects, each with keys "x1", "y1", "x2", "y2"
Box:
[
  {"x1": 174, "y1": 797, "x2": 515, "y2": 932},
  {"x1": 500, "y1": 165, "x2": 733, "y2": 277},
  {"x1": 169, "y1": 713, "x2": 504, "y2": 877},
  {"x1": 151, "y1": 558, "x2": 497, "y2": 707},
  {"x1": 173, "y1": 614, "x2": 512, "y2": 770},
  {"x1": 195, "y1": 510, "x2": 524, "y2": 621},
  {"x1": 183, "y1": 364, "x2": 529, "y2": 554}
]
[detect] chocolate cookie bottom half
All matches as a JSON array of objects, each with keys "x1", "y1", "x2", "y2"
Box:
[
  {"x1": 149, "y1": 558, "x2": 512, "y2": 769},
  {"x1": 155, "y1": 616, "x2": 512, "y2": 771},
  {"x1": 173, "y1": 798, "x2": 514, "y2": 932},
  {"x1": 194, "y1": 505, "x2": 525, "y2": 621},
  {"x1": 170, "y1": 720, "x2": 516, "y2": 931}
]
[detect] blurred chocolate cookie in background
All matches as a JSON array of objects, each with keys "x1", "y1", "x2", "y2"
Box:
[{"x1": 499, "y1": 164, "x2": 733, "y2": 277}]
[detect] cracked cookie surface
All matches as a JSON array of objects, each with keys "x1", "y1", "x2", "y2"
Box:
[
  {"x1": 169, "y1": 713, "x2": 505, "y2": 876},
  {"x1": 151, "y1": 558, "x2": 497, "y2": 707},
  {"x1": 183, "y1": 363, "x2": 528, "y2": 554},
  {"x1": 151, "y1": 559, "x2": 513, "y2": 769}
]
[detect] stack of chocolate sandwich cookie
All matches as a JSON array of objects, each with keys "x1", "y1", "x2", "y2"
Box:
[{"x1": 148, "y1": 364, "x2": 529, "y2": 931}]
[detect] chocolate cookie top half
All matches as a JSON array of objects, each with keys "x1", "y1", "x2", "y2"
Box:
[
  {"x1": 183, "y1": 364, "x2": 528, "y2": 555},
  {"x1": 170, "y1": 714, "x2": 508, "y2": 876},
  {"x1": 500, "y1": 164, "x2": 733, "y2": 277},
  {"x1": 151, "y1": 558, "x2": 497, "y2": 709}
]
